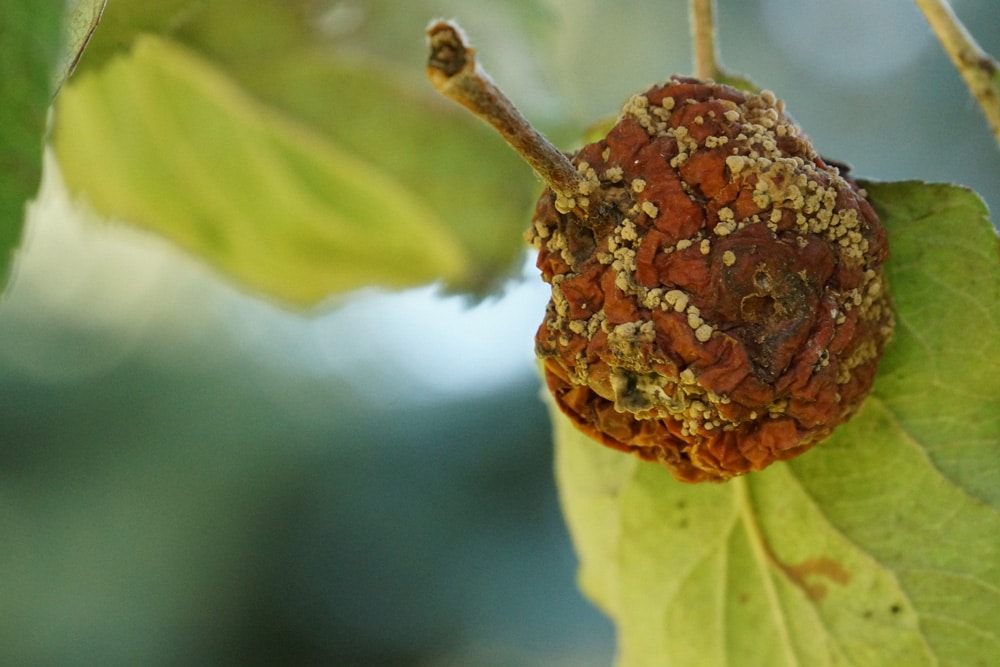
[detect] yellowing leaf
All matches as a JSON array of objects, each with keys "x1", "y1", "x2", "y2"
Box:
[
  {"x1": 54, "y1": 36, "x2": 470, "y2": 306},
  {"x1": 553, "y1": 181, "x2": 1000, "y2": 665}
]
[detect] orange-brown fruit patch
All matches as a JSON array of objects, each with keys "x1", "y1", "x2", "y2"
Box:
[{"x1": 528, "y1": 77, "x2": 893, "y2": 483}]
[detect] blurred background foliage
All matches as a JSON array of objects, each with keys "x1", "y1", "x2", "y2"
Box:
[{"x1": 1, "y1": 1, "x2": 998, "y2": 665}]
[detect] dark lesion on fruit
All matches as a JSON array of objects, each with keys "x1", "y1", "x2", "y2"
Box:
[
  {"x1": 562, "y1": 217, "x2": 598, "y2": 265},
  {"x1": 710, "y1": 239, "x2": 824, "y2": 384},
  {"x1": 610, "y1": 369, "x2": 652, "y2": 413},
  {"x1": 738, "y1": 267, "x2": 815, "y2": 383},
  {"x1": 586, "y1": 192, "x2": 628, "y2": 236}
]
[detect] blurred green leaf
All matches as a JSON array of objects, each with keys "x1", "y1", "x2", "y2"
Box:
[
  {"x1": 55, "y1": 36, "x2": 475, "y2": 304},
  {"x1": 54, "y1": 0, "x2": 106, "y2": 91},
  {"x1": 54, "y1": 1, "x2": 542, "y2": 301},
  {"x1": 64, "y1": 0, "x2": 200, "y2": 74},
  {"x1": 72, "y1": 0, "x2": 556, "y2": 76},
  {"x1": 554, "y1": 181, "x2": 1000, "y2": 665},
  {"x1": 0, "y1": 1, "x2": 63, "y2": 288},
  {"x1": 0, "y1": 0, "x2": 107, "y2": 292},
  {"x1": 235, "y1": 56, "x2": 541, "y2": 295}
]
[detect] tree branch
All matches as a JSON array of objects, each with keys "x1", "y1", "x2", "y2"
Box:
[{"x1": 914, "y1": 0, "x2": 1000, "y2": 144}]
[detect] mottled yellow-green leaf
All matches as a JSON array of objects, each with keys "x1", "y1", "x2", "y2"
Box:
[
  {"x1": 553, "y1": 181, "x2": 1000, "y2": 666},
  {"x1": 55, "y1": 36, "x2": 471, "y2": 305}
]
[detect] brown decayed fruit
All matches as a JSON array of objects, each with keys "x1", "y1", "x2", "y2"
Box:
[
  {"x1": 425, "y1": 22, "x2": 893, "y2": 483},
  {"x1": 527, "y1": 77, "x2": 894, "y2": 482}
]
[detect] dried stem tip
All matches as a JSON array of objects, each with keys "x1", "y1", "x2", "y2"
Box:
[{"x1": 426, "y1": 20, "x2": 586, "y2": 209}]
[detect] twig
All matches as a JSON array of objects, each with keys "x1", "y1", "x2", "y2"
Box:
[
  {"x1": 690, "y1": 0, "x2": 720, "y2": 80},
  {"x1": 425, "y1": 20, "x2": 587, "y2": 209},
  {"x1": 914, "y1": 0, "x2": 1000, "y2": 144}
]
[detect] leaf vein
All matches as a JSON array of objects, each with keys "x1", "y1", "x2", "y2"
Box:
[{"x1": 736, "y1": 477, "x2": 802, "y2": 667}]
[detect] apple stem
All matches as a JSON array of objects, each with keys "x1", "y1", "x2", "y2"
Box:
[{"x1": 426, "y1": 20, "x2": 588, "y2": 211}]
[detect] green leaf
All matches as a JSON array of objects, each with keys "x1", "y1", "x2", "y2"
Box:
[
  {"x1": 54, "y1": 0, "x2": 107, "y2": 91},
  {"x1": 0, "y1": 1, "x2": 63, "y2": 288},
  {"x1": 715, "y1": 71, "x2": 760, "y2": 95},
  {"x1": 53, "y1": 1, "x2": 542, "y2": 300},
  {"x1": 223, "y1": 52, "x2": 538, "y2": 296},
  {"x1": 63, "y1": 0, "x2": 200, "y2": 75},
  {"x1": 0, "y1": 0, "x2": 107, "y2": 292},
  {"x1": 54, "y1": 35, "x2": 482, "y2": 305},
  {"x1": 553, "y1": 181, "x2": 1000, "y2": 665}
]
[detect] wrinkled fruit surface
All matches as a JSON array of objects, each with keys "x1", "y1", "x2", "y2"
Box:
[{"x1": 528, "y1": 77, "x2": 894, "y2": 483}]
